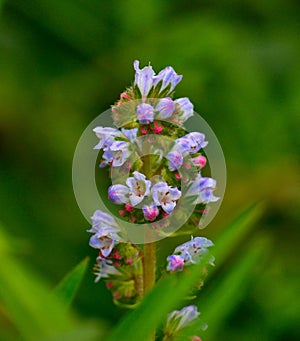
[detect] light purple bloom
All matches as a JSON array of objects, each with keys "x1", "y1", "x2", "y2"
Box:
[
  {"x1": 126, "y1": 171, "x2": 152, "y2": 206},
  {"x1": 186, "y1": 175, "x2": 219, "y2": 204},
  {"x1": 166, "y1": 305, "x2": 200, "y2": 333},
  {"x1": 121, "y1": 128, "x2": 138, "y2": 142},
  {"x1": 133, "y1": 60, "x2": 182, "y2": 97},
  {"x1": 133, "y1": 60, "x2": 155, "y2": 98},
  {"x1": 142, "y1": 203, "x2": 160, "y2": 221},
  {"x1": 93, "y1": 256, "x2": 121, "y2": 282},
  {"x1": 108, "y1": 184, "x2": 130, "y2": 204},
  {"x1": 137, "y1": 103, "x2": 154, "y2": 124},
  {"x1": 89, "y1": 209, "x2": 119, "y2": 232},
  {"x1": 174, "y1": 97, "x2": 194, "y2": 123},
  {"x1": 167, "y1": 150, "x2": 183, "y2": 171},
  {"x1": 153, "y1": 66, "x2": 183, "y2": 93},
  {"x1": 93, "y1": 126, "x2": 123, "y2": 150},
  {"x1": 156, "y1": 97, "x2": 175, "y2": 119},
  {"x1": 167, "y1": 255, "x2": 185, "y2": 272},
  {"x1": 176, "y1": 132, "x2": 208, "y2": 155},
  {"x1": 87, "y1": 210, "x2": 121, "y2": 257},
  {"x1": 109, "y1": 141, "x2": 131, "y2": 167},
  {"x1": 152, "y1": 182, "x2": 181, "y2": 214},
  {"x1": 174, "y1": 236, "x2": 214, "y2": 266}
]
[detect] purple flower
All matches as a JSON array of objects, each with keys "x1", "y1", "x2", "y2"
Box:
[
  {"x1": 133, "y1": 60, "x2": 155, "y2": 98},
  {"x1": 133, "y1": 60, "x2": 182, "y2": 97},
  {"x1": 174, "y1": 97, "x2": 194, "y2": 123},
  {"x1": 126, "y1": 171, "x2": 152, "y2": 206},
  {"x1": 108, "y1": 171, "x2": 151, "y2": 207},
  {"x1": 152, "y1": 182, "x2": 181, "y2": 214},
  {"x1": 93, "y1": 256, "x2": 121, "y2": 282},
  {"x1": 176, "y1": 132, "x2": 208, "y2": 155},
  {"x1": 87, "y1": 210, "x2": 121, "y2": 257},
  {"x1": 137, "y1": 103, "x2": 154, "y2": 124},
  {"x1": 174, "y1": 236, "x2": 214, "y2": 266},
  {"x1": 94, "y1": 127, "x2": 138, "y2": 167},
  {"x1": 121, "y1": 128, "x2": 138, "y2": 142},
  {"x1": 186, "y1": 175, "x2": 219, "y2": 204},
  {"x1": 109, "y1": 141, "x2": 131, "y2": 167},
  {"x1": 93, "y1": 126, "x2": 123, "y2": 150},
  {"x1": 167, "y1": 150, "x2": 183, "y2": 171},
  {"x1": 166, "y1": 305, "x2": 200, "y2": 334},
  {"x1": 108, "y1": 184, "x2": 130, "y2": 204},
  {"x1": 153, "y1": 66, "x2": 183, "y2": 93},
  {"x1": 156, "y1": 97, "x2": 175, "y2": 119},
  {"x1": 142, "y1": 203, "x2": 159, "y2": 221},
  {"x1": 167, "y1": 255, "x2": 185, "y2": 271}
]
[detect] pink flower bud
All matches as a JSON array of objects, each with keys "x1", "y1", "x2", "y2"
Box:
[
  {"x1": 191, "y1": 155, "x2": 206, "y2": 169},
  {"x1": 119, "y1": 209, "x2": 126, "y2": 216},
  {"x1": 120, "y1": 92, "x2": 131, "y2": 100},
  {"x1": 125, "y1": 204, "x2": 133, "y2": 212},
  {"x1": 141, "y1": 126, "x2": 149, "y2": 135},
  {"x1": 152, "y1": 121, "x2": 163, "y2": 134},
  {"x1": 174, "y1": 171, "x2": 181, "y2": 181}
]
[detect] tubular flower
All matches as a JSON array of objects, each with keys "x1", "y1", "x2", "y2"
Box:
[
  {"x1": 174, "y1": 97, "x2": 194, "y2": 123},
  {"x1": 166, "y1": 150, "x2": 184, "y2": 171},
  {"x1": 93, "y1": 127, "x2": 123, "y2": 150},
  {"x1": 176, "y1": 132, "x2": 208, "y2": 155},
  {"x1": 87, "y1": 210, "x2": 121, "y2": 257},
  {"x1": 164, "y1": 305, "x2": 200, "y2": 336},
  {"x1": 126, "y1": 171, "x2": 152, "y2": 206},
  {"x1": 142, "y1": 203, "x2": 160, "y2": 221},
  {"x1": 169, "y1": 236, "x2": 214, "y2": 269},
  {"x1": 153, "y1": 66, "x2": 183, "y2": 93},
  {"x1": 133, "y1": 60, "x2": 155, "y2": 98},
  {"x1": 155, "y1": 97, "x2": 175, "y2": 119},
  {"x1": 137, "y1": 103, "x2": 154, "y2": 124},
  {"x1": 133, "y1": 60, "x2": 182, "y2": 98},
  {"x1": 108, "y1": 171, "x2": 151, "y2": 207},
  {"x1": 152, "y1": 182, "x2": 181, "y2": 214},
  {"x1": 186, "y1": 174, "x2": 219, "y2": 204}
]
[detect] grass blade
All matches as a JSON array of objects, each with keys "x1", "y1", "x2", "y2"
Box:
[{"x1": 54, "y1": 258, "x2": 89, "y2": 307}]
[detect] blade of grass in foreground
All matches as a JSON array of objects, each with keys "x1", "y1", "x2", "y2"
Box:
[
  {"x1": 54, "y1": 257, "x2": 89, "y2": 308},
  {"x1": 0, "y1": 244, "x2": 72, "y2": 340},
  {"x1": 107, "y1": 204, "x2": 264, "y2": 341}
]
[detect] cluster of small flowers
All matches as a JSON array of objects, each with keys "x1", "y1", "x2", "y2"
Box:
[
  {"x1": 109, "y1": 170, "x2": 181, "y2": 220},
  {"x1": 88, "y1": 210, "x2": 143, "y2": 303},
  {"x1": 87, "y1": 60, "x2": 219, "y2": 309}
]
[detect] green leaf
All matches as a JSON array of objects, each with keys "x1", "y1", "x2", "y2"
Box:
[
  {"x1": 107, "y1": 204, "x2": 264, "y2": 341},
  {"x1": 202, "y1": 237, "x2": 268, "y2": 339},
  {"x1": 213, "y1": 202, "x2": 264, "y2": 262},
  {"x1": 0, "y1": 250, "x2": 73, "y2": 340},
  {"x1": 54, "y1": 257, "x2": 89, "y2": 308}
]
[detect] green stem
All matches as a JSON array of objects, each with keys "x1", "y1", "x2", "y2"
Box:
[
  {"x1": 142, "y1": 154, "x2": 156, "y2": 340},
  {"x1": 143, "y1": 242, "x2": 156, "y2": 293}
]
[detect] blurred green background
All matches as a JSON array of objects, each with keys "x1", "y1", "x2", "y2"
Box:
[{"x1": 0, "y1": 0, "x2": 299, "y2": 340}]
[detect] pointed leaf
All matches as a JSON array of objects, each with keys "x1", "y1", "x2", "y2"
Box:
[{"x1": 54, "y1": 258, "x2": 89, "y2": 307}]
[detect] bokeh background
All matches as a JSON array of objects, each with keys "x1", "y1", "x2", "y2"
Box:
[{"x1": 0, "y1": 1, "x2": 299, "y2": 340}]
